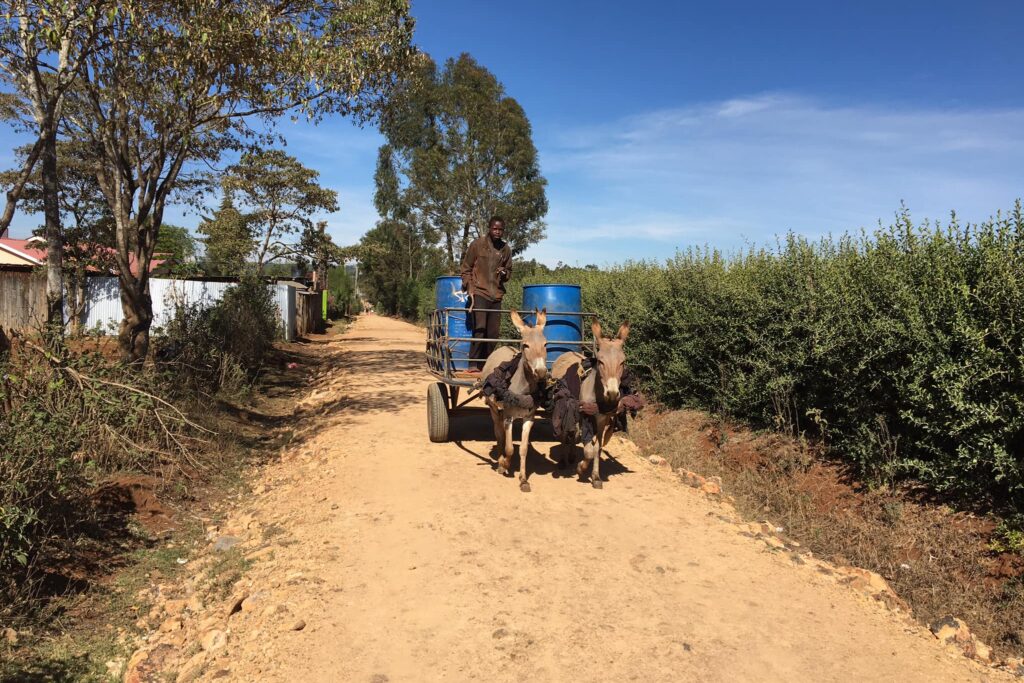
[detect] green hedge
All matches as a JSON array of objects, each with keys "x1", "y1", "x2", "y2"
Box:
[{"x1": 502, "y1": 203, "x2": 1024, "y2": 508}]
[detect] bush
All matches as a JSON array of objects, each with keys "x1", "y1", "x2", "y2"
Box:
[
  {"x1": 0, "y1": 353, "x2": 89, "y2": 589},
  {"x1": 156, "y1": 276, "x2": 280, "y2": 396},
  {"x1": 0, "y1": 341, "x2": 204, "y2": 605},
  {"x1": 327, "y1": 266, "x2": 359, "y2": 319},
  {"x1": 503, "y1": 202, "x2": 1024, "y2": 511}
]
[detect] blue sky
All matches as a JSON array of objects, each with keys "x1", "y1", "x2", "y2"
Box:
[{"x1": 4, "y1": 0, "x2": 1024, "y2": 266}]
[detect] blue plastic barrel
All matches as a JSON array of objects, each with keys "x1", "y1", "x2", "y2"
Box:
[
  {"x1": 435, "y1": 276, "x2": 472, "y2": 370},
  {"x1": 521, "y1": 284, "x2": 582, "y2": 364}
]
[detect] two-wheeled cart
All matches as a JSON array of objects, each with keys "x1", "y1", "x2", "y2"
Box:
[{"x1": 424, "y1": 305, "x2": 596, "y2": 442}]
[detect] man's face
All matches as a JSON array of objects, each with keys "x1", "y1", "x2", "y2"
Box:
[{"x1": 489, "y1": 221, "x2": 505, "y2": 240}]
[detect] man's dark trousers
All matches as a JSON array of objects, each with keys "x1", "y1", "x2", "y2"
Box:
[{"x1": 470, "y1": 294, "x2": 501, "y2": 370}]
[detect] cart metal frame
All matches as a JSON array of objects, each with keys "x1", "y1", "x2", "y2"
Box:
[{"x1": 424, "y1": 306, "x2": 598, "y2": 442}]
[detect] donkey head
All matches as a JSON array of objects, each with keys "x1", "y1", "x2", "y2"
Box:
[
  {"x1": 591, "y1": 320, "x2": 630, "y2": 403},
  {"x1": 511, "y1": 309, "x2": 548, "y2": 382}
]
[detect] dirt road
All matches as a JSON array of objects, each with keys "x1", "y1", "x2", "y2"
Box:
[{"x1": 170, "y1": 315, "x2": 1003, "y2": 682}]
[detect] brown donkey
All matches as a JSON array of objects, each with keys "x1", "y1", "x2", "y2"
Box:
[
  {"x1": 481, "y1": 309, "x2": 548, "y2": 492},
  {"x1": 577, "y1": 320, "x2": 630, "y2": 488}
]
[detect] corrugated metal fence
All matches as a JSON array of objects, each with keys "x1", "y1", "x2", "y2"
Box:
[
  {"x1": 81, "y1": 277, "x2": 298, "y2": 341},
  {"x1": 1, "y1": 274, "x2": 298, "y2": 341}
]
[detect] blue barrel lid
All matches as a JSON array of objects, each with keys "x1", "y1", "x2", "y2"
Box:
[{"x1": 522, "y1": 283, "x2": 581, "y2": 289}]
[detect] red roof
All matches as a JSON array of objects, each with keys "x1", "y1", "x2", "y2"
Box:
[
  {"x1": 0, "y1": 238, "x2": 46, "y2": 264},
  {"x1": 0, "y1": 237, "x2": 167, "y2": 276}
]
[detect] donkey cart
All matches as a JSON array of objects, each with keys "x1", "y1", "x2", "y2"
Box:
[{"x1": 424, "y1": 280, "x2": 595, "y2": 443}]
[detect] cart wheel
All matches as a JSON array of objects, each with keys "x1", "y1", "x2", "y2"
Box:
[{"x1": 427, "y1": 382, "x2": 450, "y2": 443}]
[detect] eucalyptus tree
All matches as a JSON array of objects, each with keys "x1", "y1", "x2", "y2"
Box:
[
  {"x1": 60, "y1": 0, "x2": 413, "y2": 362},
  {"x1": 375, "y1": 53, "x2": 547, "y2": 269}
]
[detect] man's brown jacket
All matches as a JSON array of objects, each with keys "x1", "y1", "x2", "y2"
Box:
[{"x1": 460, "y1": 234, "x2": 512, "y2": 301}]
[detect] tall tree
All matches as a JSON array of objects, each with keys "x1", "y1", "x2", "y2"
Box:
[
  {"x1": 0, "y1": 0, "x2": 108, "y2": 329},
  {"x1": 59, "y1": 0, "x2": 413, "y2": 362},
  {"x1": 153, "y1": 224, "x2": 196, "y2": 275},
  {"x1": 376, "y1": 53, "x2": 548, "y2": 268},
  {"x1": 197, "y1": 189, "x2": 253, "y2": 277},
  {"x1": 0, "y1": 139, "x2": 114, "y2": 332},
  {"x1": 297, "y1": 221, "x2": 352, "y2": 291},
  {"x1": 223, "y1": 149, "x2": 339, "y2": 274}
]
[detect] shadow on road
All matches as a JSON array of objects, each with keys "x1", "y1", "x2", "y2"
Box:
[{"x1": 450, "y1": 409, "x2": 633, "y2": 484}]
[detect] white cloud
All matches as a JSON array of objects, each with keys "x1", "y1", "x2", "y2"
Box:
[{"x1": 537, "y1": 94, "x2": 1024, "y2": 263}]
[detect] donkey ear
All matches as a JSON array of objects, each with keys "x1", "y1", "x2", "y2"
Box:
[
  {"x1": 617, "y1": 320, "x2": 630, "y2": 343},
  {"x1": 535, "y1": 308, "x2": 547, "y2": 329},
  {"x1": 591, "y1": 320, "x2": 603, "y2": 343},
  {"x1": 510, "y1": 309, "x2": 526, "y2": 334}
]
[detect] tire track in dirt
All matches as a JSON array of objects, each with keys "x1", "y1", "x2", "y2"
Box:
[{"x1": 155, "y1": 315, "x2": 1007, "y2": 682}]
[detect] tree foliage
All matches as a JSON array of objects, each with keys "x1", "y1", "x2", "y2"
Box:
[
  {"x1": 197, "y1": 189, "x2": 253, "y2": 277},
  {"x1": 0, "y1": 140, "x2": 115, "y2": 332},
  {"x1": 153, "y1": 223, "x2": 197, "y2": 275},
  {"x1": 375, "y1": 53, "x2": 547, "y2": 268},
  {"x1": 54, "y1": 0, "x2": 414, "y2": 362},
  {"x1": 358, "y1": 219, "x2": 442, "y2": 319},
  {"x1": 297, "y1": 220, "x2": 355, "y2": 291},
  {"x1": 223, "y1": 149, "x2": 339, "y2": 273},
  {"x1": 327, "y1": 264, "x2": 358, "y2": 317},
  {"x1": 0, "y1": 0, "x2": 110, "y2": 328}
]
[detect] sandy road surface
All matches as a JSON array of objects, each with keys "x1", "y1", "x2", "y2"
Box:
[{"x1": 194, "y1": 315, "x2": 1002, "y2": 682}]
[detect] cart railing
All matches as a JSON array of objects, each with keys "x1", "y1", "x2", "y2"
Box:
[{"x1": 426, "y1": 307, "x2": 598, "y2": 384}]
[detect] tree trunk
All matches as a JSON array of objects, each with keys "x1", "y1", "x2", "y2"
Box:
[
  {"x1": 67, "y1": 265, "x2": 85, "y2": 336},
  {"x1": 460, "y1": 223, "x2": 472, "y2": 262},
  {"x1": 445, "y1": 231, "x2": 455, "y2": 271},
  {"x1": 118, "y1": 276, "x2": 153, "y2": 364},
  {"x1": 41, "y1": 125, "x2": 64, "y2": 336}
]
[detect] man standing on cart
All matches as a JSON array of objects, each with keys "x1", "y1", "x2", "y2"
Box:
[{"x1": 460, "y1": 216, "x2": 512, "y2": 373}]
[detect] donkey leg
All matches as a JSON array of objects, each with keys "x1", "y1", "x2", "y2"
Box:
[
  {"x1": 498, "y1": 417, "x2": 515, "y2": 476},
  {"x1": 579, "y1": 437, "x2": 602, "y2": 489},
  {"x1": 490, "y1": 406, "x2": 504, "y2": 455},
  {"x1": 577, "y1": 436, "x2": 598, "y2": 485},
  {"x1": 592, "y1": 415, "x2": 610, "y2": 487},
  {"x1": 518, "y1": 417, "x2": 535, "y2": 492}
]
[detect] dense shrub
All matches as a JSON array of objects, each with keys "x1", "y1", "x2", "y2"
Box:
[
  {"x1": 327, "y1": 266, "x2": 359, "y2": 318},
  {"x1": 502, "y1": 203, "x2": 1024, "y2": 510},
  {"x1": 1, "y1": 277, "x2": 280, "y2": 616},
  {"x1": 0, "y1": 354, "x2": 89, "y2": 588},
  {"x1": 365, "y1": 269, "x2": 442, "y2": 323},
  {"x1": 156, "y1": 276, "x2": 281, "y2": 396},
  {"x1": 0, "y1": 343, "x2": 204, "y2": 602}
]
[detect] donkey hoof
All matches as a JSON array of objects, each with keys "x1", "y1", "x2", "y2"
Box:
[
  {"x1": 519, "y1": 481, "x2": 531, "y2": 493},
  {"x1": 591, "y1": 478, "x2": 603, "y2": 490}
]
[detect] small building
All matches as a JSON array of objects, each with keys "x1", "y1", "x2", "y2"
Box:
[
  {"x1": 0, "y1": 235, "x2": 172, "y2": 276},
  {"x1": 0, "y1": 237, "x2": 45, "y2": 270}
]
